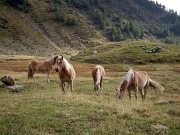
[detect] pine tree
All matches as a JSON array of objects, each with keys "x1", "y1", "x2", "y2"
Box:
[
  {"x1": 129, "y1": 32, "x2": 134, "y2": 39},
  {"x1": 71, "y1": 17, "x2": 77, "y2": 25},
  {"x1": 119, "y1": 19, "x2": 123, "y2": 30},
  {"x1": 111, "y1": 34, "x2": 115, "y2": 41},
  {"x1": 124, "y1": 22, "x2": 130, "y2": 33},
  {"x1": 94, "y1": 0, "x2": 100, "y2": 5},
  {"x1": 66, "y1": 16, "x2": 71, "y2": 25},
  {"x1": 86, "y1": 0, "x2": 90, "y2": 10}
]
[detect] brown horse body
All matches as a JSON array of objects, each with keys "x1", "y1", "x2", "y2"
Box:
[
  {"x1": 28, "y1": 55, "x2": 60, "y2": 82},
  {"x1": 55, "y1": 56, "x2": 76, "y2": 94},
  {"x1": 116, "y1": 69, "x2": 164, "y2": 102},
  {"x1": 92, "y1": 65, "x2": 105, "y2": 94}
]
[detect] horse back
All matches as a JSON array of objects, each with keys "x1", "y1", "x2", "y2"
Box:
[
  {"x1": 92, "y1": 65, "x2": 105, "y2": 80},
  {"x1": 29, "y1": 60, "x2": 52, "y2": 71},
  {"x1": 134, "y1": 71, "x2": 150, "y2": 87}
]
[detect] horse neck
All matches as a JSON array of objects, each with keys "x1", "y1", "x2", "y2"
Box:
[
  {"x1": 46, "y1": 56, "x2": 56, "y2": 65},
  {"x1": 95, "y1": 67, "x2": 101, "y2": 85},
  {"x1": 119, "y1": 79, "x2": 127, "y2": 93},
  {"x1": 125, "y1": 69, "x2": 134, "y2": 84},
  {"x1": 119, "y1": 70, "x2": 134, "y2": 92}
]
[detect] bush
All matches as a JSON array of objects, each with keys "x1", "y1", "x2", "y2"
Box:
[{"x1": 6, "y1": 0, "x2": 31, "y2": 12}]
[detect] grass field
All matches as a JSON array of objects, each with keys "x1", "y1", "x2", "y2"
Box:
[{"x1": 0, "y1": 55, "x2": 180, "y2": 135}]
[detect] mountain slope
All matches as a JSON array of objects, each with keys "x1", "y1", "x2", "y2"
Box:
[
  {"x1": 0, "y1": 0, "x2": 107, "y2": 57},
  {"x1": 0, "y1": 0, "x2": 180, "y2": 58}
]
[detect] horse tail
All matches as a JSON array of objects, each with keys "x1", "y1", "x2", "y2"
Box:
[
  {"x1": 149, "y1": 79, "x2": 165, "y2": 94},
  {"x1": 28, "y1": 63, "x2": 33, "y2": 80}
]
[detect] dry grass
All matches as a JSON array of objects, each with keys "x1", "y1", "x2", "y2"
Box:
[{"x1": 0, "y1": 56, "x2": 180, "y2": 134}]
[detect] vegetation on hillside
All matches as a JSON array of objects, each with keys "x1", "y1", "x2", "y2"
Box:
[
  {"x1": 0, "y1": 0, "x2": 180, "y2": 57},
  {"x1": 0, "y1": 0, "x2": 107, "y2": 56},
  {"x1": 64, "y1": 0, "x2": 180, "y2": 44}
]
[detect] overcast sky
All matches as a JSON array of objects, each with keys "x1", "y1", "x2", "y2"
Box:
[{"x1": 151, "y1": 0, "x2": 180, "y2": 14}]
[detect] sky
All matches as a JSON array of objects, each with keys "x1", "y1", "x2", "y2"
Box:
[{"x1": 151, "y1": 0, "x2": 180, "y2": 14}]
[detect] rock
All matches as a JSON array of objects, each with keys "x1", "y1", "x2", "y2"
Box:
[
  {"x1": 1, "y1": 76, "x2": 16, "y2": 86},
  {"x1": 92, "y1": 50, "x2": 98, "y2": 55},
  {"x1": 7, "y1": 84, "x2": 24, "y2": 90},
  {"x1": 0, "y1": 84, "x2": 24, "y2": 92}
]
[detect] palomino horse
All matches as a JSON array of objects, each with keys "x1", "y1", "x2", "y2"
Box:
[
  {"x1": 116, "y1": 69, "x2": 164, "y2": 102},
  {"x1": 92, "y1": 65, "x2": 105, "y2": 94},
  {"x1": 55, "y1": 56, "x2": 76, "y2": 94},
  {"x1": 28, "y1": 55, "x2": 60, "y2": 82}
]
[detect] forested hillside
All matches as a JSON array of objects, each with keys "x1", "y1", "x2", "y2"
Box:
[{"x1": 0, "y1": 0, "x2": 180, "y2": 57}]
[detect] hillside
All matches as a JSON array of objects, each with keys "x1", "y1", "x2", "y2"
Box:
[
  {"x1": 0, "y1": 0, "x2": 180, "y2": 58},
  {"x1": 0, "y1": 0, "x2": 107, "y2": 57}
]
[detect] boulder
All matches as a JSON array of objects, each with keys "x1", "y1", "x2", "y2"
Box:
[{"x1": 1, "y1": 76, "x2": 16, "y2": 86}]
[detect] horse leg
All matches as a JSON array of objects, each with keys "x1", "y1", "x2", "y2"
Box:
[
  {"x1": 128, "y1": 88, "x2": 132, "y2": 104},
  {"x1": 60, "y1": 81, "x2": 65, "y2": 94},
  {"x1": 139, "y1": 89, "x2": 144, "y2": 102},
  {"x1": 100, "y1": 78, "x2": 102, "y2": 93},
  {"x1": 70, "y1": 80, "x2": 73, "y2": 93},
  {"x1": 32, "y1": 76, "x2": 35, "y2": 82},
  {"x1": 143, "y1": 85, "x2": 148, "y2": 102},
  {"x1": 47, "y1": 70, "x2": 50, "y2": 82},
  {"x1": 93, "y1": 81, "x2": 97, "y2": 94},
  {"x1": 135, "y1": 86, "x2": 138, "y2": 103},
  {"x1": 32, "y1": 71, "x2": 36, "y2": 82}
]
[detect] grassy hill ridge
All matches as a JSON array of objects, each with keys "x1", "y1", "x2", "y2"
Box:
[{"x1": 73, "y1": 40, "x2": 180, "y2": 64}]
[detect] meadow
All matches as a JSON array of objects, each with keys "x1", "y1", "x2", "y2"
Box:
[{"x1": 0, "y1": 55, "x2": 180, "y2": 135}]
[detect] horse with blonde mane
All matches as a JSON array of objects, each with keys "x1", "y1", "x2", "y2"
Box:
[
  {"x1": 55, "y1": 56, "x2": 76, "y2": 94},
  {"x1": 92, "y1": 65, "x2": 105, "y2": 94},
  {"x1": 28, "y1": 55, "x2": 60, "y2": 82},
  {"x1": 116, "y1": 69, "x2": 164, "y2": 102}
]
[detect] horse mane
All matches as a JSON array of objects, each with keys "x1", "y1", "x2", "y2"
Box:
[
  {"x1": 124, "y1": 69, "x2": 135, "y2": 84},
  {"x1": 117, "y1": 69, "x2": 135, "y2": 94},
  {"x1": 46, "y1": 55, "x2": 58, "y2": 65},
  {"x1": 62, "y1": 57, "x2": 71, "y2": 71}
]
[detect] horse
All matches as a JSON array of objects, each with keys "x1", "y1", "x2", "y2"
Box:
[
  {"x1": 92, "y1": 65, "x2": 105, "y2": 94},
  {"x1": 28, "y1": 55, "x2": 60, "y2": 82},
  {"x1": 115, "y1": 69, "x2": 164, "y2": 102},
  {"x1": 55, "y1": 56, "x2": 76, "y2": 94}
]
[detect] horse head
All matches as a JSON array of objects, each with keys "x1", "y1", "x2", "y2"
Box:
[
  {"x1": 56, "y1": 56, "x2": 65, "y2": 68},
  {"x1": 55, "y1": 56, "x2": 67, "y2": 72},
  {"x1": 53, "y1": 55, "x2": 60, "y2": 65},
  {"x1": 116, "y1": 78, "x2": 127, "y2": 99},
  {"x1": 94, "y1": 82, "x2": 100, "y2": 92}
]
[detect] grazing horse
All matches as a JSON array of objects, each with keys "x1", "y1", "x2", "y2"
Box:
[
  {"x1": 55, "y1": 56, "x2": 76, "y2": 94},
  {"x1": 28, "y1": 55, "x2": 60, "y2": 82},
  {"x1": 92, "y1": 65, "x2": 105, "y2": 94},
  {"x1": 116, "y1": 69, "x2": 164, "y2": 102}
]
